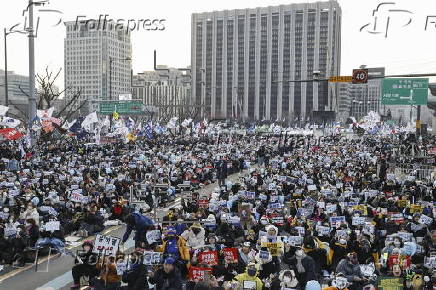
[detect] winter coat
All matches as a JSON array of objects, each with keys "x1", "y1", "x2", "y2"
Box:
[
  {"x1": 181, "y1": 227, "x2": 205, "y2": 248},
  {"x1": 335, "y1": 259, "x2": 364, "y2": 282},
  {"x1": 122, "y1": 213, "x2": 154, "y2": 243},
  {"x1": 148, "y1": 267, "x2": 183, "y2": 290}
]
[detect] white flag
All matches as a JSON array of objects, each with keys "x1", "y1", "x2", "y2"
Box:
[
  {"x1": 81, "y1": 112, "x2": 99, "y2": 132},
  {"x1": 101, "y1": 116, "x2": 110, "y2": 128},
  {"x1": 62, "y1": 119, "x2": 77, "y2": 130},
  {"x1": 166, "y1": 117, "x2": 178, "y2": 129},
  {"x1": 37, "y1": 107, "x2": 54, "y2": 119},
  {"x1": 0, "y1": 116, "x2": 21, "y2": 128},
  {"x1": 0, "y1": 105, "x2": 9, "y2": 116}
]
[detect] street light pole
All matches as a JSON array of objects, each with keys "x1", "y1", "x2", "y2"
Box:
[
  {"x1": 4, "y1": 28, "x2": 8, "y2": 106},
  {"x1": 28, "y1": 0, "x2": 37, "y2": 145},
  {"x1": 109, "y1": 57, "x2": 113, "y2": 100}
]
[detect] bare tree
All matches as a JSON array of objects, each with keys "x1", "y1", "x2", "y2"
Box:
[{"x1": 35, "y1": 67, "x2": 86, "y2": 123}]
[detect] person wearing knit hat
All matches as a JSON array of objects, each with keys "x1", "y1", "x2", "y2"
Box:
[{"x1": 181, "y1": 222, "x2": 205, "y2": 249}]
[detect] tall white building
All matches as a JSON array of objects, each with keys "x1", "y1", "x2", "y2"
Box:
[
  {"x1": 64, "y1": 21, "x2": 132, "y2": 115},
  {"x1": 191, "y1": 0, "x2": 341, "y2": 121}
]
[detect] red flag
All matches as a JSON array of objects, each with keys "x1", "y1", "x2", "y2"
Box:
[{"x1": 0, "y1": 128, "x2": 24, "y2": 140}]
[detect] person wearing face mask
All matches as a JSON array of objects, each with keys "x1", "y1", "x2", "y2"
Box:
[
  {"x1": 335, "y1": 252, "x2": 366, "y2": 290},
  {"x1": 181, "y1": 223, "x2": 205, "y2": 249},
  {"x1": 329, "y1": 236, "x2": 349, "y2": 270},
  {"x1": 270, "y1": 269, "x2": 301, "y2": 290},
  {"x1": 284, "y1": 246, "x2": 317, "y2": 288},
  {"x1": 234, "y1": 262, "x2": 263, "y2": 290}
]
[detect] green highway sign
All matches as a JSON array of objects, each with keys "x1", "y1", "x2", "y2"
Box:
[
  {"x1": 381, "y1": 78, "x2": 428, "y2": 105},
  {"x1": 99, "y1": 100, "x2": 144, "y2": 115}
]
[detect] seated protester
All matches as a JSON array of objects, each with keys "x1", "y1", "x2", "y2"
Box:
[
  {"x1": 215, "y1": 216, "x2": 236, "y2": 247},
  {"x1": 181, "y1": 223, "x2": 205, "y2": 249},
  {"x1": 122, "y1": 212, "x2": 154, "y2": 247},
  {"x1": 260, "y1": 225, "x2": 284, "y2": 270},
  {"x1": 93, "y1": 255, "x2": 122, "y2": 290},
  {"x1": 108, "y1": 200, "x2": 124, "y2": 220},
  {"x1": 255, "y1": 247, "x2": 280, "y2": 281},
  {"x1": 122, "y1": 251, "x2": 148, "y2": 290},
  {"x1": 148, "y1": 257, "x2": 183, "y2": 290},
  {"x1": 71, "y1": 240, "x2": 99, "y2": 290},
  {"x1": 303, "y1": 236, "x2": 328, "y2": 276},
  {"x1": 156, "y1": 227, "x2": 190, "y2": 275},
  {"x1": 35, "y1": 216, "x2": 65, "y2": 254},
  {"x1": 284, "y1": 246, "x2": 317, "y2": 288},
  {"x1": 330, "y1": 235, "x2": 350, "y2": 270},
  {"x1": 205, "y1": 233, "x2": 223, "y2": 251},
  {"x1": 335, "y1": 252, "x2": 366, "y2": 289},
  {"x1": 270, "y1": 269, "x2": 301, "y2": 290},
  {"x1": 12, "y1": 218, "x2": 40, "y2": 267},
  {"x1": 233, "y1": 262, "x2": 263, "y2": 290},
  {"x1": 19, "y1": 202, "x2": 40, "y2": 226},
  {"x1": 79, "y1": 205, "x2": 104, "y2": 236},
  {"x1": 237, "y1": 242, "x2": 257, "y2": 273},
  {"x1": 0, "y1": 227, "x2": 14, "y2": 265}
]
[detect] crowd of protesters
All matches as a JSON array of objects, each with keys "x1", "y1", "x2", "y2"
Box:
[{"x1": 0, "y1": 126, "x2": 435, "y2": 290}]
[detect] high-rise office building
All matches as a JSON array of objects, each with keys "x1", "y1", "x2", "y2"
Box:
[
  {"x1": 64, "y1": 21, "x2": 132, "y2": 115},
  {"x1": 191, "y1": 0, "x2": 341, "y2": 121},
  {"x1": 132, "y1": 67, "x2": 191, "y2": 119},
  {"x1": 0, "y1": 69, "x2": 30, "y2": 118}
]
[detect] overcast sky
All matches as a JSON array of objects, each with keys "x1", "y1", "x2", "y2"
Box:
[{"x1": 1, "y1": 0, "x2": 436, "y2": 90}]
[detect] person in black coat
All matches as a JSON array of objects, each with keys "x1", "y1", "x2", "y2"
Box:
[
  {"x1": 215, "y1": 156, "x2": 228, "y2": 187},
  {"x1": 122, "y1": 252, "x2": 149, "y2": 290},
  {"x1": 283, "y1": 246, "x2": 317, "y2": 288},
  {"x1": 148, "y1": 257, "x2": 183, "y2": 290}
]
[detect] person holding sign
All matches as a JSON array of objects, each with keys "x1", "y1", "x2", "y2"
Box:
[
  {"x1": 283, "y1": 246, "x2": 317, "y2": 288},
  {"x1": 233, "y1": 262, "x2": 263, "y2": 290}
]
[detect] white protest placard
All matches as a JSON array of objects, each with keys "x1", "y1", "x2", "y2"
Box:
[
  {"x1": 4, "y1": 226, "x2": 17, "y2": 237},
  {"x1": 143, "y1": 251, "x2": 162, "y2": 265},
  {"x1": 307, "y1": 185, "x2": 317, "y2": 191},
  {"x1": 295, "y1": 226, "x2": 305, "y2": 236},
  {"x1": 287, "y1": 236, "x2": 303, "y2": 246},
  {"x1": 316, "y1": 225, "x2": 331, "y2": 236},
  {"x1": 93, "y1": 234, "x2": 120, "y2": 257},
  {"x1": 326, "y1": 204, "x2": 337, "y2": 214},
  {"x1": 116, "y1": 262, "x2": 127, "y2": 275},
  {"x1": 44, "y1": 221, "x2": 60, "y2": 232},
  {"x1": 69, "y1": 192, "x2": 87, "y2": 203},
  {"x1": 8, "y1": 190, "x2": 19, "y2": 197},
  {"x1": 317, "y1": 202, "x2": 325, "y2": 209},
  {"x1": 352, "y1": 217, "x2": 366, "y2": 226},
  {"x1": 330, "y1": 216, "x2": 346, "y2": 227},
  {"x1": 146, "y1": 230, "x2": 161, "y2": 244},
  {"x1": 43, "y1": 179, "x2": 49, "y2": 185},
  {"x1": 418, "y1": 214, "x2": 432, "y2": 226},
  {"x1": 70, "y1": 184, "x2": 79, "y2": 190}
]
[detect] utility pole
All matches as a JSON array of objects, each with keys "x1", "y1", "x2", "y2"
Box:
[
  {"x1": 4, "y1": 28, "x2": 8, "y2": 106},
  {"x1": 28, "y1": 0, "x2": 37, "y2": 145}
]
